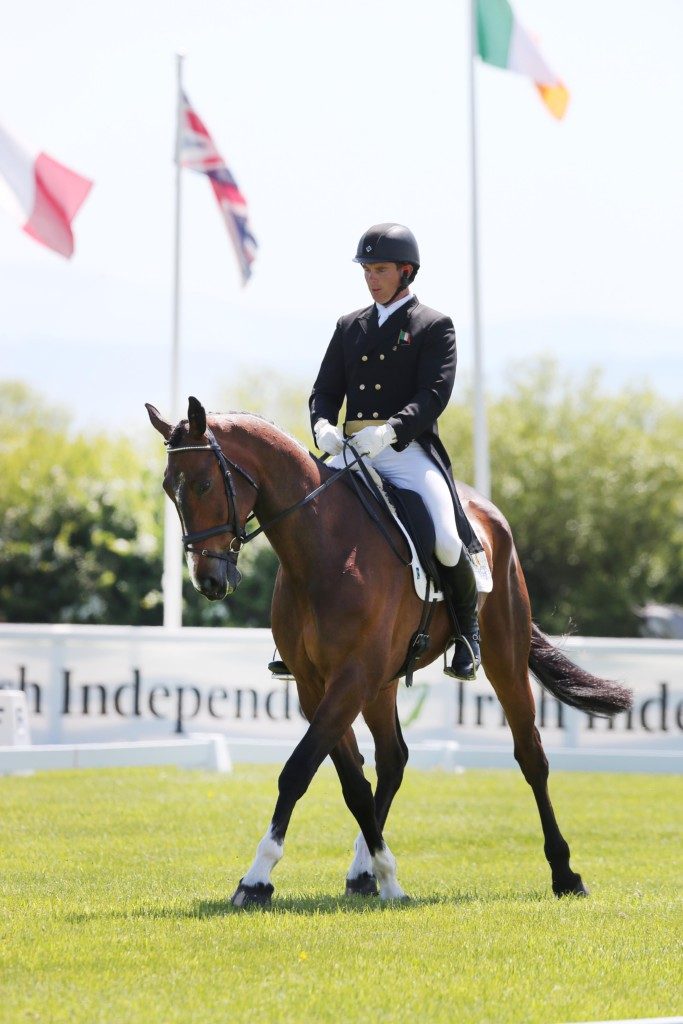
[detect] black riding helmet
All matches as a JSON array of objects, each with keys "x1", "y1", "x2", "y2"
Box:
[{"x1": 353, "y1": 223, "x2": 420, "y2": 287}]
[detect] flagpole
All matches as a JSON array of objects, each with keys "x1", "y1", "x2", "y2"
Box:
[
  {"x1": 163, "y1": 51, "x2": 185, "y2": 629},
  {"x1": 468, "y1": 0, "x2": 491, "y2": 499}
]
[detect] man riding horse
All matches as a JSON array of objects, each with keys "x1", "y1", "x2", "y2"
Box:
[
  {"x1": 304, "y1": 222, "x2": 481, "y2": 681},
  {"x1": 148, "y1": 227, "x2": 633, "y2": 901}
]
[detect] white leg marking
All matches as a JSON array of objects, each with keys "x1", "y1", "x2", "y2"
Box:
[
  {"x1": 372, "y1": 842, "x2": 407, "y2": 900},
  {"x1": 240, "y1": 825, "x2": 284, "y2": 887},
  {"x1": 347, "y1": 832, "x2": 373, "y2": 880}
]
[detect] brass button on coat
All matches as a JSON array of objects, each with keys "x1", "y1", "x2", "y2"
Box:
[
  {"x1": 361, "y1": 355, "x2": 368, "y2": 362},
  {"x1": 372, "y1": 412, "x2": 379, "y2": 418},
  {"x1": 375, "y1": 384, "x2": 381, "y2": 390},
  {"x1": 357, "y1": 412, "x2": 363, "y2": 418},
  {"x1": 359, "y1": 384, "x2": 365, "y2": 390}
]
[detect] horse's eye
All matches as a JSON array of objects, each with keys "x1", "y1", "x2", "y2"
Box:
[{"x1": 195, "y1": 480, "x2": 212, "y2": 496}]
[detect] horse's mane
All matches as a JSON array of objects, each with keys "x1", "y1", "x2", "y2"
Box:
[{"x1": 168, "y1": 411, "x2": 310, "y2": 463}]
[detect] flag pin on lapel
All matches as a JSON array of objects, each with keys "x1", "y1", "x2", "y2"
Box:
[{"x1": 398, "y1": 329, "x2": 412, "y2": 346}]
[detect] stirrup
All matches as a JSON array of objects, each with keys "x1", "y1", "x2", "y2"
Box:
[
  {"x1": 268, "y1": 659, "x2": 294, "y2": 680},
  {"x1": 443, "y1": 634, "x2": 480, "y2": 682}
]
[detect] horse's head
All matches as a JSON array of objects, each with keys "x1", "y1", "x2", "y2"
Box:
[{"x1": 146, "y1": 396, "x2": 257, "y2": 601}]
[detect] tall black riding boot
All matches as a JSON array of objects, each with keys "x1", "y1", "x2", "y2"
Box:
[{"x1": 441, "y1": 553, "x2": 481, "y2": 681}]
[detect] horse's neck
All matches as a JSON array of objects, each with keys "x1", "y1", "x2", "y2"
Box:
[
  {"x1": 254, "y1": 426, "x2": 334, "y2": 573},
  {"x1": 255, "y1": 435, "x2": 320, "y2": 522},
  {"x1": 216, "y1": 416, "x2": 329, "y2": 569}
]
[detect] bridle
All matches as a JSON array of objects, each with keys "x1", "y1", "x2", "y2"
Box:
[
  {"x1": 166, "y1": 426, "x2": 258, "y2": 562},
  {"x1": 165, "y1": 427, "x2": 364, "y2": 563}
]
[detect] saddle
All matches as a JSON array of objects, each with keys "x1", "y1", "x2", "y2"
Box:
[
  {"x1": 335, "y1": 458, "x2": 492, "y2": 599},
  {"x1": 381, "y1": 483, "x2": 444, "y2": 601}
]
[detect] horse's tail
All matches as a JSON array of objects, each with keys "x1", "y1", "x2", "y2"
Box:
[{"x1": 528, "y1": 623, "x2": 633, "y2": 718}]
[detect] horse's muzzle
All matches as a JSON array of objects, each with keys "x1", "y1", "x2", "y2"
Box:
[{"x1": 195, "y1": 557, "x2": 242, "y2": 601}]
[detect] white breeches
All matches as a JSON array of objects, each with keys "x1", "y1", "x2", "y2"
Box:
[{"x1": 328, "y1": 440, "x2": 463, "y2": 567}]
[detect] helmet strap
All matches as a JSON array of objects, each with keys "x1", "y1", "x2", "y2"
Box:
[{"x1": 387, "y1": 266, "x2": 413, "y2": 304}]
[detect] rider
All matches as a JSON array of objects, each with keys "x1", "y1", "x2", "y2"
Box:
[{"x1": 308, "y1": 223, "x2": 481, "y2": 681}]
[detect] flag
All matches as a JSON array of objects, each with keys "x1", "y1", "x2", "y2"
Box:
[
  {"x1": 476, "y1": 0, "x2": 569, "y2": 120},
  {"x1": 0, "y1": 122, "x2": 92, "y2": 258},
  {"x1": 178, "y1": 92, "x2": 257, "y2": 284}
]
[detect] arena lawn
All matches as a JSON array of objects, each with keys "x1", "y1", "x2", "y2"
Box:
[{"x1": 0, "y1": 765, "x2": 680, "y2": 1024}]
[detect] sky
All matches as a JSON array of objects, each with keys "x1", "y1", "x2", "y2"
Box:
[{"x1": 1, "y1": 0, "x2": 681, "y2": 433}]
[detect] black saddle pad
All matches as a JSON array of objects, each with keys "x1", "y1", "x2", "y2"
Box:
[{"x1": 382, "y1": 483, "x2": 442, "y2": 587}]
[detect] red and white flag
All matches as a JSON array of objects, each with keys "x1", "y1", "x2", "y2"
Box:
[{"x1": 0, "y1": 122, "x2": 93, "y2": 258}]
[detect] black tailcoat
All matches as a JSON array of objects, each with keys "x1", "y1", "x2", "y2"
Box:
[{"x1": 309, "y1": 295, "x2": 481, "y2": 554}]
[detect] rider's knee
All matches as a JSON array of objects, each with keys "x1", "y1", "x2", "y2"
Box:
[{"x1": 435, "y1": 534, "x2": 463, "y2": 567}]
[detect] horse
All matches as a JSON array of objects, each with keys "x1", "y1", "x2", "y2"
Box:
[{"x1": 146, "y1": 396, "x2": 633, "y2": 907}]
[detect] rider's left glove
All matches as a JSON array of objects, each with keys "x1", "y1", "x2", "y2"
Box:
[{"x1": 350, "y1": 423, "x2": 397, "y2": 460}]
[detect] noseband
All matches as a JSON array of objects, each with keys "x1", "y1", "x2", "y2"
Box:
[{"x1": 166, "y1": 427, "x2": 258, "y2": 562}]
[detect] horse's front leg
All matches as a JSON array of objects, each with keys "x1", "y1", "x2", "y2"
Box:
[{"x1": 231, "y1": 668, "x2": 408, "y2": 907}]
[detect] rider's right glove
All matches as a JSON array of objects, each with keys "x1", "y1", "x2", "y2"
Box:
[
  {"x1": 350, "y1": 423, "x2": 396, "y2": 460},
  {"x1": 314, "y1": 418, "x2": 344, "y2": 456}
]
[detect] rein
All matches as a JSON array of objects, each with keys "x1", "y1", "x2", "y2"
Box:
[
  {"x1": 166, "y1": 428, "x2": 363, "y2": 561},
  {"x1": 340, "y1": 443, "x2": 411, "y2": 567}
]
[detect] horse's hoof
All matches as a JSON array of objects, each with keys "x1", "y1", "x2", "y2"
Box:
[
  {"x1": 381, "y1": 892, "x2": 411, "y2": 903},
  {"x1": 345, "y1": 871, "x2": 379, "y2": 897},
  {"x1": 231, "y1": 880, "x2": 274, "y2": 909},
  {"x1": 554, "y1": 874, "x2": 589, "y2": 898}
]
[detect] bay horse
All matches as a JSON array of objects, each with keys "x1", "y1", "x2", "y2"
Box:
[{"x1": 146, "y1": 396, "x2": 632, "y2": 907}]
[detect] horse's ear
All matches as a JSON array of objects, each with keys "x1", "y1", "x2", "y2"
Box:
[
  {"x1": 145, "y1": 403, "x2": 172, "y2": 441},
  {"x1": 187, "y1": 396, "x2": 207, "y2": 439}
]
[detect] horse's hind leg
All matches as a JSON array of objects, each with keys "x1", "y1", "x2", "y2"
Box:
[
  {"x1": 232, "y1": 667, "x2": 408, "y2": 907},
  {"x1": 485, "y1": 667, "x2": 588, "y2": 895},
  {"x1": 328, "y1": 730, "x2": 380, "y2": 897},
  {"x1": 344, "y1": 682, "x2": 409, "y2": 894},
  {"x1": 480, "y1": 564, "x2": 588, "y2": 897},
  {"x1": 364, "y1": 681, "x2": 409, "y2": 829},
  {"x1": 503, "y1": 692, "x2": 587, "y2": 896}
]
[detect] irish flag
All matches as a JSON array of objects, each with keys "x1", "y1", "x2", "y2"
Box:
[
  {"x1": 476, "y1": 0, "x2": 569, "y2": 120},
  {"x1": 0, "y1": 122, "x2": 93, "y2": 258}
]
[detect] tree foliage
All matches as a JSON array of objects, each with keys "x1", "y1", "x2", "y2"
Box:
[
  {"x1": 0, "y1": 382, "x2": 164, "y2": 624},
  {"x1": 483, "y1": 361, "x2": 682, "y2": 635},
  {"x1": 438, "y1": 360, "x2": 682, "y2": 634},
  {"x1": 1, "y1": 366, "x2": 681, "y2": 636}
]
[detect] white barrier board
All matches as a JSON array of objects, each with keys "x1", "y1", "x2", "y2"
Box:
[
  {"x1": 0, "y1": 734, "x2": 231, "y2": 775},
  {"x1": 0, "y1": 626, "x2": 680, "y2": 772}
]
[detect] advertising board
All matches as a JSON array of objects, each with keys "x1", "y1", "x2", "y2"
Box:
[{"x1": 0, "y1": 625, "x2": 680, "y2": 772}]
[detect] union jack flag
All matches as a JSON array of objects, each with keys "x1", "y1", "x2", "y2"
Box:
[{"x1": 178, "y1": 92, "x2": 257, "y2": 284}]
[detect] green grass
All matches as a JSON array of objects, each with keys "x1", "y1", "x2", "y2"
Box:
[{"x1": 0, "y1": 765, "x2": 680, "y2": 1024}]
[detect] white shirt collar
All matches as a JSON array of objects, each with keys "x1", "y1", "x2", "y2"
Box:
[{"x1": 376, "y1": 292, "x2": 412, "y2": 327}]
